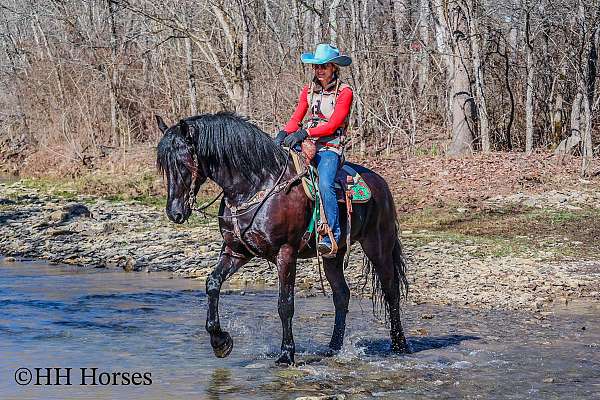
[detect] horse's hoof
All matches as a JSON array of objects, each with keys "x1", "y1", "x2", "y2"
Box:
[
  {"x1": 328, "y1": 339, "x2": 343, "y2": 352},
  {"x1": 323, "y1": 347, "x2": 339, "y2": 357},
  {"x1": 275, "y1": 352, "x2": 294, "y2": 366},
  {"x1": 391, "y1": 341, "x2": 411, "y2": 354},
  {"x1": 213, "y1": 332, "x2": 234, "y2": 358}
]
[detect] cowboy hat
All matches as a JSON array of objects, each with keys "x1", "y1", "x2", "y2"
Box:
[{"x1": 301, "y1": 43, "x2": 352, "y2": 66}]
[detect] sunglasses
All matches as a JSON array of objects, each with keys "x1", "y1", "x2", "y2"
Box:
[{"x1": 313, "y1": 63, "x2": 333, "y2": 70}]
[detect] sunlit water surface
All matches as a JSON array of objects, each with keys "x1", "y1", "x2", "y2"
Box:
[{"x1": 0, "y1": 258, "x2": 598, "y2": 399}]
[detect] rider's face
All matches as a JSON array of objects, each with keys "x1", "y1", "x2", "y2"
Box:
[{"x1": 313, "y1": 63, "x2": 335, "y2": 85}]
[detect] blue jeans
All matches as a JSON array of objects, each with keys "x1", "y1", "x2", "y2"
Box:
[{"x1": 314, "y1": 150, "x2": 341, "y2": 243}]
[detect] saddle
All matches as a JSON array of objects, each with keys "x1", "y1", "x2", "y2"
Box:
[
  {"x1": 290, "y1": 150, "x2": 371, "y2": 203},
  {"x1": 289, "y1": 142, "x2": 371, "y2": 260}
]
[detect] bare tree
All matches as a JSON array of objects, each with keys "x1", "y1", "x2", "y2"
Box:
[
  {"x1": 0, "y1": 0, "x2": 597, "y2": 165},
  {"x1": 107, "y1": 0, "x2": 120, "y2": 146},
  {"x1": 524, "y1": 1, "x2": 534, "y2": 154},
  {"x1": 470, "y1": 0, "x2": 490, "y2": 151},
  {"x1": 435, "y1": 0, "x2": 476, "y2": 156}
]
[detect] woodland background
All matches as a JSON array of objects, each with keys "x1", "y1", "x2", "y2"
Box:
[{"x1": 0, "y1": 0, "x2": 599, "y2": 176}]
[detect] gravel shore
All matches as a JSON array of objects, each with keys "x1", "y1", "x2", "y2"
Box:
[{"x1": 1, "y1": 181, "x2": 597, "y2": 312}]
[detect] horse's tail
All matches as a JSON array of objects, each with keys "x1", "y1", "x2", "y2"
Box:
[
  {"x1": 393, "y1": 236, "x2": 409, "y2": 300},
  {"x1": 360, "y1": 170, "x2": 409, "y2": 319},
  {"x1": 362, "y1": 236, "x2": 409, "y2": 320},
  {"x1": 391, "y1": 194, "x2": 409, "y2": 300}
]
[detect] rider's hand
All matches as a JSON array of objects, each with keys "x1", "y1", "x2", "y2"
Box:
[
  {"x1": 274, "y1": 130, "x2": 287, "y2": 146},
  {"x1": 283, "y1": 129, "x2": 308, "y2": 148}
]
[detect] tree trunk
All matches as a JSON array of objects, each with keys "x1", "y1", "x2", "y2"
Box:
[
  {"x1": 525, "y1": 9, "x2": 534, "y2": 154},
  {"x1": 392, "y1": 0, "x2": 413, "y2": 89},
  {"x1": 446, "y1": 1, "x2": 475, "y2": 156},
  {"x1": 580, "y1": 83, "x2": 593, "y2": 175},
  {"x1": 575, "y1": 0, "x2": 598, "y2": 175},
  {"x1": 328, "y1": 0, "x2": 342, "y2": 45},
  {"x1": 2, "y1": 38, "x2": 31, "y2": 140},
  {"x1": 313, "y1": 0, "x2": 323, "y2": 44},
  {"x1": 417, "y1": 0, "x2": 430, "y2": 95},
  {"x1": 471, "y1": 0, "x2": 490, "y2": 152},
  {"x1": 432, "y1": 0, "x2": 453, "y2": 128},
  {"x1": 185, "y1": 37, "x2": 198, "y2": 115},
  {"x1": 551, "y1": 61, "x2": 566, "y2": 146},
  {"x1": 525, "y1": 45, "x2": 534, "y2": 154},
  {"x1": 210, "y1": 0, "x2": 250, "y2": 113},
  {"x1": 581, "y1": 25, "x2": 598, "y2": 175},
  {"x1": 350, "y1": 0, "x2": 367, "y2": 156},
  {"x1": 240, "y1": 3, "x2": 250, "y2": 114},
  {"x1": 554, "y1": 92, "x2": 582, "y2": 155},
  {"x1": 107, "y1": 0, "x2": 119, "y2": 147}
]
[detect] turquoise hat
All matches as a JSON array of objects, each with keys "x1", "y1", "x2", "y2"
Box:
[{"x1": 301, "y1": 43, "x2": 352, "y2": 66}]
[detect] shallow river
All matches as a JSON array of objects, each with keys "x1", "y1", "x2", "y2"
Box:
[{"x1": 0, "y1": 258, "x2": 598, "y2": 399}]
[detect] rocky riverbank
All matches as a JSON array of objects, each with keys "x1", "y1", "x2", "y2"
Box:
[{"x1": 1, "y1": 181, "x2": 598, "y2": 312}]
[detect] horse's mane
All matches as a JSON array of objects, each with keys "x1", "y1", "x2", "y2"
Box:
[{"x1": 157, "y1": 112, "x2": 287, "y2": 183}]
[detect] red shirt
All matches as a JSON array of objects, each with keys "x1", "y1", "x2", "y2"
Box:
[{"x1": 283, "y1": 85, "x2": 353, "y2": 138}]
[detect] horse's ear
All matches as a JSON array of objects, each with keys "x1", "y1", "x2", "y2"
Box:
[
  {"x1": 155, "y1": 115, "x2": 168, "y2": 133},
  {"x1": 178, "y1": 119, "x2": 189, "y2": 137}
]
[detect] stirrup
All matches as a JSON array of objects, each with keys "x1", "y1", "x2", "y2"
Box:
[{"x1": 318, "y1": 241, "x2": 336, "y2": 258}]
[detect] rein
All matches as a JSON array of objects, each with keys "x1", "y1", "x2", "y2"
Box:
[{"x1": 190, "y1": 190, "x2": 224, "y2": 218}]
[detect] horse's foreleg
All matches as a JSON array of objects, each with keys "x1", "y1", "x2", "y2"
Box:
[
  {"x1": 206, "y1": 245, "x2": 250, "y2": 358},
  {"x1": 275, "y1": 244, "x2": 297, "y2": 365},
  {"x1": 323, "y1": 252, "x2": 350, "y2": 351}
]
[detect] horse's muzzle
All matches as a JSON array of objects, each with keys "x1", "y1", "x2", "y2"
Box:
[{"x1": 166, "y1": 205, "x2": 190, "y2": 224}]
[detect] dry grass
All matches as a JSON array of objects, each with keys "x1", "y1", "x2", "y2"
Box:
[{"x1": 4, "y1": 147, "x2": 600, "y2": 214}]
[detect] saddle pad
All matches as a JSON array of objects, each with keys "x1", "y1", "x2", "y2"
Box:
[{"x1": 290, "y1": 151, "x2": 371, "y2": 203}]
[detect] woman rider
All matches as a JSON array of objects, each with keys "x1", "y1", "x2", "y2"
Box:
[{"x1": 274, "y1": 44, "x2": 353, "y2": 257}]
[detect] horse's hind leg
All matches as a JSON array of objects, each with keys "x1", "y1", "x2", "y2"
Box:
[
  {"x1": 361, "y1": 237, "x2": 410, "y2": 353},
  {"x1": 323, "y1": 251, "x2": 350, "y2": 351},
  {"x1": 206, "y1": 244, "x2": 250, "y2": 358}
]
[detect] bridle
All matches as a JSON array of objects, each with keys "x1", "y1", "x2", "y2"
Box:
[{"x1": 186, "y1": 139, "x2": 203, "y2": 212}]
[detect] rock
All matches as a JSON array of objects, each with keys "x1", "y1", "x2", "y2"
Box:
[
  {"x1": 410, "y1": 328, "x2": 428, "y2": 336},
  {"x1": 47, "y1": 204, "x2": 91, "y2": 224},
  {"x1": 2, "y1": 180, "x2": 596, "y2": 315},
  {"x1": 123, "y1": 257, "x2": 136, "y2": 272},
  {"x1": 64, "y1": 203, "x2": 92, "y2": 219},
  {"x1": 451, "y1": 361, "x2": 473, "y2": 369},
  {"x1": 564, "y1": 204, "x2": 582, "y2": 210},
  {"x1": 103, "y1": 222, "x2": 121, "y2": 233},
  {"x1": 49, "y1": 210, "x2": 69, "y2": 223},
  {"x1": 47, "y1": 228, "x2": 76, "y2": 236},
  {"x1": 543, "y1": 378, "x2": 554, "y2": 383},
  {"x1": 276, "y1": 369, "x2": 307, "y2": 379},
  {"x1": 295, "y1": 396, "x2": 345, "y2": 400},
  {"x1": 244, "y1": 362, "x2": 267, "y2": 369}
]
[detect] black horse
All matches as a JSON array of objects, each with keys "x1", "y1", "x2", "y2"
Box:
[{"x1": 156, "y1": 112, "x2": 410, "y2": 364}]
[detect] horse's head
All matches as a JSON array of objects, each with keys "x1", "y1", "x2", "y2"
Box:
[{"x1": 156, "y1": 115, "x2": 206, "y2": 224}]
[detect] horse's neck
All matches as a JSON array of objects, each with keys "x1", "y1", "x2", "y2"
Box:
[{"x1": 209, "y1": 166, "x2": 274, "y2": 205}]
